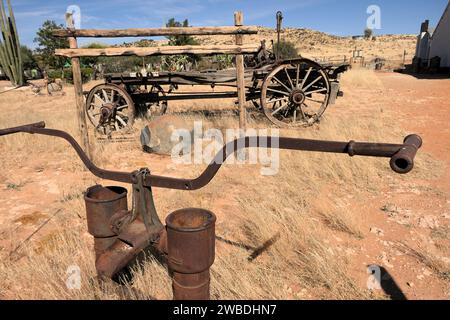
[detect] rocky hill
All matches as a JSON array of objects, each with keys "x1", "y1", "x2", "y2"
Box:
[
  {"x1": 115, "y1": 26, "x2": 418, "y2": 64},
  {"x1": 196, "y1": 27, "x2": 418, "y2": 63}
]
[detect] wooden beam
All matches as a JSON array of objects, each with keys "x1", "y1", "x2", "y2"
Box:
[
  {"x1": 55, "y1": 44, "x2": 260, "y2": 58},
  {"x1": 52, "y1": 26, "x2": 258, "y2": 38},
  {"x1": 65, "y1": 13, "x2": 91, "y2": 159},
  {"x1": 234, "y1": 11, "x2": 247, "y2": 132}
]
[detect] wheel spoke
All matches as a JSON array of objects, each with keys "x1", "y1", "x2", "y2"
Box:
[
  {"x1": 293, "y1": 109, "x2": 297, "y2": 123},
  {"x1": 271, "y1": 101, "x2": 289, "y2": 116},
  {"x1": 116, "y1": 115, "x2": 127, "y2": 127},
  {"x1": 304, "y1": 87, "x2": 328, "y2": 95},
  {"x1": 267, "y1": 87, "x2": 290, "y2": 96},
  {"x1": 284, "y1": 67, "x2": 294, "y2": 89},
  {"x1": 94, "y1": 93, "x2": 105, "y2": 104},
  {"x1": 116, "y1": 111, "x2": 129, "y2": 119},
  {"x1": 302, "y1": 75, "x2": 323, "y2": 92},
  {"x1": 116, "y1": 105, "x2": 129, "y2": 111},
  {"x1": 296, "y1": 65, "x2": 300, "y2": 88},
  {"x1": 272, "y1": 76, "x2": 292, "y2": 93},
  {"x1": 267, "y1": 97, "x2": 288, "y2": 104},
  {"x1": 300, "y1": 67, "x2": 312, "y2": 89},
  {"x1": 305, "y1": 97, "x2": 326, "y2": 103},
  {"x1": 102, "y1": 89, "x2": 110, "y2": 103},
  {"x1": 110, "y1": 90, "x2": 115, "y2": 103},
  {"x1": 299, "y1": 104, "x2": 307, "y2": 119}
]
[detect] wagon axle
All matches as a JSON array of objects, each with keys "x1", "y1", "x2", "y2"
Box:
[{"x1": 291, "y1": 89, "x2": 307, "y2": 105}]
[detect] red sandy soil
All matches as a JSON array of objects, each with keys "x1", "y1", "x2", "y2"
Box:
[{"x1": 0, "y1": 71, "x2": 449, "y2": 299}]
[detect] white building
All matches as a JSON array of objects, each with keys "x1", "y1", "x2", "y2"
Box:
[{"x1": 415, "y1": 1, "x2": 450, "y2": 68}]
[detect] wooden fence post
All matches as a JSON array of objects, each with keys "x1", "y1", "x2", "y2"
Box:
[
  {"x1": 66, "y1": 13, "x2": 91, "y2": 159},
  {"x1": 234, "y1": 11, "x2": 246, "y2": 132}
]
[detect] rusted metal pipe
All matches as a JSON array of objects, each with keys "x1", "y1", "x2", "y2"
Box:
[
  {"x1": 0, "y1": 122, "x2": 423, "y2": 191},
  {"x1": 166, "y1": 208, "x2": 216, "y2": 300},
  {"x1": 390, "y1": 134, "x2": 423, "y2": 174}
]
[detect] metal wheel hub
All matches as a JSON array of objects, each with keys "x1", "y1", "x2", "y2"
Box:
[
  {"x1": 99, "y1": 103, "x2": 116, "y2": 124},
  {"x1": 290, "y1": 89, "x2": 305, "y2": 105}
]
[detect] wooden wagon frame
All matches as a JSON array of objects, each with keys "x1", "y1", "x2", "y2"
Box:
[{"x1": 54, "y1": 11, "x2": 348, "y2": 156}]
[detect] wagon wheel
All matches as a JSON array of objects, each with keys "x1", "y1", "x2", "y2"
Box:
[
  {"x1": 260, "y1": 59, "x2": 330, "y2": 127},
  {"x1": 146, "y1": 84, "x2": 168, "y2": 118},
  {"x1": 85, "y1": 84, "x2": 135, "y2": 134}
]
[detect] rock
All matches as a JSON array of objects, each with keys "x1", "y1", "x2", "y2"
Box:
[
  {"x1": 142, "y1": 115, "x2": 195, "y2": 155},
  {"x1": 379, "y1": 252, "x2": 394, "y2": 268},
  {"x1": 381, "y1": 203, "x2": 398, "y2": 217},
  {"x1": 423, "y1": 269, "x2": 432, "y2": 276},
  {"x1": 370, "y1": 227, "x2": 385, "y2": 236},
  {"x1": 418, "y1": 216, "x2": 439, "y2": 229},
  {"x1": 407, "y1": 282, "x2": 414, "y2": 287}
]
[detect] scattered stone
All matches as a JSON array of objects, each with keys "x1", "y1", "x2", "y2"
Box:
[
  {"x1": 370, "y1": 227, "x2": 385, "y2": 236},
  {"x1": 407, "y1": 282, "x2": 414, "y2": 288},
  {"x1": 423, "y1": 269, "x2": 432, "y2": 276},
  {"x1": 418, "y1": 216, "x2": 439, "y2": 229},
  {"x1": 380, "y1": 203, "x2": 398, "y2": 217},
  {"x1": 379, "y1": 252, "x2": 394, "y2": 268}
]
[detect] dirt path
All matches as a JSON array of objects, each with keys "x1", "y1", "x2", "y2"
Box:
[{"x1": 339, "y1": 72, "x2": 450, "y2": 299}]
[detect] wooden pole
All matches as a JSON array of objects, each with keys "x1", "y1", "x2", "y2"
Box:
[
  {"x1": 234, "y1": 11, "x2": 246, "y2": 132},
  {"x1": 66, "y1": 13, "x2": 91, "y2": 159},
  {"x1": 55, "y1": 44, "x2": 260, "y2": 58},
  {"x1": 52, "y1": 26, "x2": 258, "y2": 38}
]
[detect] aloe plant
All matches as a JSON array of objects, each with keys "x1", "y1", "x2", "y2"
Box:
[{"x1": 0, "y1": 0, "x2": 24, "y2": 86}]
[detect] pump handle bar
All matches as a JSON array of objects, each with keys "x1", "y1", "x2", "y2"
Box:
[{"x1": 0, "y1": 122, "x2": 422, "y2": 191}]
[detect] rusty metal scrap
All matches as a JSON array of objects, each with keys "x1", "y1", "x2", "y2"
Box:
[
  {"x1": 166, "y1": 208, "x2": 216, "y2": 300},
  {"x1": 0, "y1": 121, "x2": 423, "y2": 300}
]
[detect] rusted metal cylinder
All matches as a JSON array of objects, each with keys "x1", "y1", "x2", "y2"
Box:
[
  {"x1": 84, "y1": 185, "x2": 128, "y2": 259},
  {"x1": 390, "y1": 134, "x2": 423, "y2": 174},
  {"x1": 93, "y1": 237, "x2": 117, "y2": 261},
  {"x1": 85, "y1": 185, "x2": 128, "y2": 237},
  {"x1": 166, "y1": 208, "x2": 216, "y2": 300}
]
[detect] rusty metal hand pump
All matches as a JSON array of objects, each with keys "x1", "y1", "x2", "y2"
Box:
[{"x1": 0, "y1": 122, "x2": 422, "y2": 300}]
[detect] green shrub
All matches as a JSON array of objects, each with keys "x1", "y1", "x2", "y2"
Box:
[
  {"x1": 364, "y1": 28, "x2": 373, "y2": 39},
  {"x1": 47, "y1": 67, "x2": 94, "y2": 83},
  {"x1": 274, "y1": 41, "x2": 299, "y2": 59}
]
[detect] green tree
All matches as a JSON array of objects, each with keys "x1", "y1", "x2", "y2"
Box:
[
  {"x1": 80, "y1": 42, "x2": 107, "y2": 67},
  {"x1": 166, "y1": 18, "x2": 198, "y2": 46},
  {"x1": 20, "y1": 45, "x2": 37, "y2": 70},
  {"x1": 164, "y1": 18, "x2": 199, "y2": 71},
  {"x1": 34, "y1": 20, "x2": 69, "y2": 70},
  {"x1": 364, "y1": 28, "x2": 373, "y2": 39}
]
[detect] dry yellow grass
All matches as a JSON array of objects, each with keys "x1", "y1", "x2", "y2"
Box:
[{"x1": 0, "y1": 69, "x2": 444, "y2": 300}]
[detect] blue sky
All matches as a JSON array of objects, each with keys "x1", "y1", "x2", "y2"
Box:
[{"x1": 9, "y1": 0, "x2": 449, "y2": 48}]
